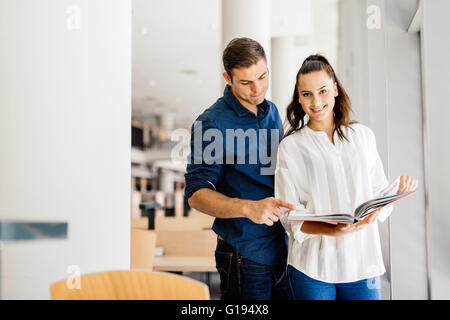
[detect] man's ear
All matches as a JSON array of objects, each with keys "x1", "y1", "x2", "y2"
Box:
[{"x1": 223, "y1": 72, "x2": 232, "y2": 86}]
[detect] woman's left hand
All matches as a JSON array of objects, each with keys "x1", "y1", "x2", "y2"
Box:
[
  {"x1": 335, "y1": 211, "x2": 379, "y2": 236},
  {"x1": 397, "y1": 176, "x2": 419, "y2": 194}
]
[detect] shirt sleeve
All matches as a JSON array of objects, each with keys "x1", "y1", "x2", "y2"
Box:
[
  {"x1": 367, "y1": 128, "x2": 394, "y2": 223},
  {"x1": 275, "y1": 140, "x2": 315, "y2": 244},
  {"x1": 184, "y1": 117, "x2": 224, "y2": 199}
]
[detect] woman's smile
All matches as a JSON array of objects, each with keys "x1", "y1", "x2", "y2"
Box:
[{"x1": 311, "y1": 105, "x2": 327, "y2": 114}]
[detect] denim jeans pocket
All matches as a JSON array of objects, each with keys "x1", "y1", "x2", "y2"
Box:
[
  {"x1": 238, "y1": 256, "x2": 274, "y2": 300},
  {"x1": 215, "y1": 250, "x2": 233, "y2": 295},
  {"x1": 240, "y1": 257, "x2": 273, "y2": 275}
]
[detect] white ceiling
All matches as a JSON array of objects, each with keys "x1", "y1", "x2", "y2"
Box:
[
  {"x1": 132, "y1": 0, "x2": 339, "y2": 130},
  {"x1": 132, "y1": 0, "x2": 222, "y2": 129}
]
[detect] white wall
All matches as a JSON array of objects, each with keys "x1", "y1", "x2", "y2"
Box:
[
  {"x1": 384, "y1": 0, "x2": 428, "y2": 300},
  {"x1": 338, "y1": 0, "x2": 429, "y2": 299},
  {"x1": 310, "y1": 0, "x2": 340, "y2": 70},
  {"x1": 421, "y1": 0, "x2": 450, "y2": 300},
  {"x1": 0, "y1": 0, "x2": 131, "y2": 299}
]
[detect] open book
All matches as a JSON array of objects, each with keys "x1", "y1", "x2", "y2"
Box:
[{"x1": 287, "y1": 177, "x2": 417, "y2": 224}]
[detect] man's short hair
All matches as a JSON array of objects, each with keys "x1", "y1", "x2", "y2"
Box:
[{"x1": 222, "y1": 37, "x2": 267, "y2": 81}]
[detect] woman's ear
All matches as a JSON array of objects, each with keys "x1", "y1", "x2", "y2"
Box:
[{"x1": 334, "y1": 82, "x2": 339, "y2": 97}]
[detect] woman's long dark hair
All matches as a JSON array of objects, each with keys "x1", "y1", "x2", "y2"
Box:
[{"x1": 284, "y1": 54, "x2": 356, "y2": 141}]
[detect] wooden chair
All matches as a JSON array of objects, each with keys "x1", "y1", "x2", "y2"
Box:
[
  {"x1": 154, "y1": 216, "x2": 214, "y2": 231},
  {"x1": 154, "y1": 208, "x2": 214, "y2": 231},
  {"x1": 130, "y1": 190, "x2": 156, "y2": 270},
  {"x1": 155, "y1": 230, "x2": 216, "y2": 256},
  {"x1": 130, "y1": 228, "x2": 156, "y2": 270},
  {"x1": 50, "y1": 270, "x2": 210, "y2": 300},
  {"x1": 131, "y1": 191, "x2": 149, "y2": 229}
]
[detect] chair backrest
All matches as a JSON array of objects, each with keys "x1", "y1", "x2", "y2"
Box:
[
  {"x1": 50, "y1": 270, "x2": 210, "y2": 300},
  {"x1": 130, "y1": 228, "x2": 156, "y2": 270},
  {"x1": 131, "y1": 190, "x2": 149, "y2": 229},
  {"x1": 155, "y1": 230, "x2": 216, "y2": 256},
  {"x1": 154, "y1": 216, "x2": 214, "y2": 231},
  {"x1": 131, "y1": 191, "x2": 142, "y2": 220}
]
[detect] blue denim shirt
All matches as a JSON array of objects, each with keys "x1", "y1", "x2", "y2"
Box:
[{"x1": 184, "y1": 85, "x2": 287, "y2": 265}]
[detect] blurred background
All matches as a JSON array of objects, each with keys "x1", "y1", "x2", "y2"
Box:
[{"x1": 0, "y1": 0, "x2": 449, "y2": 300}]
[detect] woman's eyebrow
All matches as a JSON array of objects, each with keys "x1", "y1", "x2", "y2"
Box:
[{"x1": 301, "y1": 85, "x2": 328, "y2": 93}]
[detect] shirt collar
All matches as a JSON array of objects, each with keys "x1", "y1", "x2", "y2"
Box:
[{"x1": 223, "y1": 85, "x2": 269, "y2": 118}]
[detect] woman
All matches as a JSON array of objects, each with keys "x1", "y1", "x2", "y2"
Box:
[{"x1": 275, "y1": 54, "x2": 418, "y2": 300}]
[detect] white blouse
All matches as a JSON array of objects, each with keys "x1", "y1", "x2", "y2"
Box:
[{"x1": 275, "y1": 123, "x2": 393, "y2": 283}]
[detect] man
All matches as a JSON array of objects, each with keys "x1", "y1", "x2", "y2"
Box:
[{"x1": 184, "y1": 37, "x2": 295, "y2": 300}]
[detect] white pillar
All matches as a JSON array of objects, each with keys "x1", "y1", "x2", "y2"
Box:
[
  {"x1": 160, "y1": 169, "x2": 175, "y2": 194},
  {"x1": 160, "y1": 112, "x2": 175, "y2": 135},
  {"x1": 222, "y1": 0, "x2": 271, "y2": 98},
  {"x1": 271, "y1": 36, "x2": 296, "y2": 125}
]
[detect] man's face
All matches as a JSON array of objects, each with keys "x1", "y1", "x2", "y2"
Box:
[{"x1": 223, "y1": 58, "x2": 269, "y2": 110}]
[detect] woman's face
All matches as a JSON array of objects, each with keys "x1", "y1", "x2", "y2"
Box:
[{"x1": 297, "y1": 70, "x2": 338, "y2": 124}]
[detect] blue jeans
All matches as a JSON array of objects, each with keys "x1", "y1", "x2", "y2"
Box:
[
  {"x1": 215, "y1": 238, "x2": 291, "y2": 300},
  {"x1": 288, "y1": 265, "x2": 381, "y2": 300}
]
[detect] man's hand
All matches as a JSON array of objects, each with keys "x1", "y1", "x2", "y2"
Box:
[{"x1": 243, "y1": 197, "x2": 296, "y2": 226}]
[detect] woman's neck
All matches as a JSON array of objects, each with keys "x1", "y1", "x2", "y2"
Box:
[
  {"x1": 307, "y1": 117, "x2": 335, "y2": 135},
  {"x1": 308, "y1": 117, "x2": 336, "y2": 145}
]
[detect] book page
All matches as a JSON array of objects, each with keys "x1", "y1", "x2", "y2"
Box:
[
  {"x1": 380, "y1": 177, "x2": 400, "y2": 198},
  {"x1": 287, "y1": 206, "x2": 354, "y2": 223}
]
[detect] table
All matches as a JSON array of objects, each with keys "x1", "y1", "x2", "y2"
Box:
[
  {"x1": 153, "y1": 255, "x2": 216, "y2": 286},
  {"x1": 153, "y1": 256, "x2": 216, "y2": 272}
]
